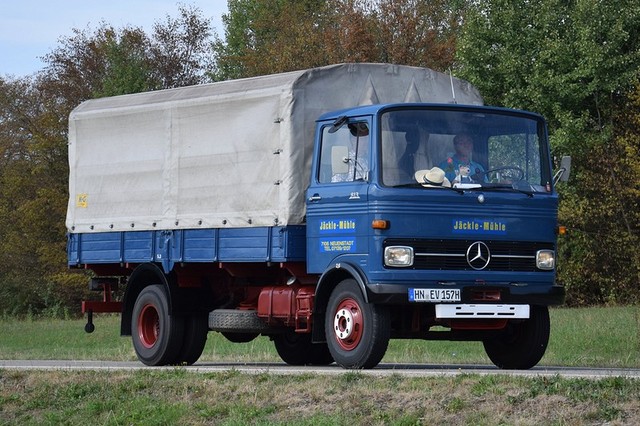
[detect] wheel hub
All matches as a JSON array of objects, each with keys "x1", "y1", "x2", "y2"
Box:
[
  {"x1": 334, "y1": 308, "x2": 354, "y2": 340},
  {"x1": 138, "y1": 304, "x2": 160, "y2": 349},
  {"x1": 332, "y1": 298, "x2": 363, "y2": 350}
]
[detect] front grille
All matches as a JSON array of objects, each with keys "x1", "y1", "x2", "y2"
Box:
[{"x1": 384, "y1": 239, "x2": 553, "y2": 272}]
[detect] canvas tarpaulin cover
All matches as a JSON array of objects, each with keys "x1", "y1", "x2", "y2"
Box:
[{"x1": 66, "y1": 63, "x2": 482, "y2": 233}]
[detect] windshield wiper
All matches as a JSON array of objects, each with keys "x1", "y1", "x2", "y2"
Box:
[
  {"x1": 469, "y1": 183, "x2": 535, "y2": 198},
  {"x1": 392, "y1": 183, "x2": 422, "y2": 188}
]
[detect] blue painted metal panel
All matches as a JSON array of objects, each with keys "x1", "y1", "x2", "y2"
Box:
[
  {"x1": 218, "y1": 227, "x2": 270, "y2": 261},
  {"x1": 68, "y1": 226, "x2": 307, "y2": 268},
  {"x1": 364, "y1": 184, "x2": 559, "y2": 287},
  {"x1": 67, "y1": 233, "x2": 79, "y2": 265},
  {"x1": 270, "y1": 226, "x2": 306, "y2": 262},
  {"x1": 123, "y1": 231, "x2": 155, "y2": 262},
  {"x1": 68, "y1": 232, "x2": 122, "y2": 265},
  {"x1": 172, "y1": 229, "x2": 218, "y2": 262},
  {"x1": 287, "y1": 226, "x2": 307, "y2": 260}
]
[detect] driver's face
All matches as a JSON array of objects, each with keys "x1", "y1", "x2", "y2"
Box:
[{"x1": 454, "y1": 137, "x2": 473, "y2": 156}]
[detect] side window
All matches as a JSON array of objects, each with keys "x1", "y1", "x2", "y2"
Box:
[{"x1": 318, "y1": 122, "x2": 369, "y2": 183}]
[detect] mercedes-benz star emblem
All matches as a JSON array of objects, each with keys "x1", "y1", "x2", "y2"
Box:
[{"x1": 466, "y1": 241, "x2": 491, "y2": 270}]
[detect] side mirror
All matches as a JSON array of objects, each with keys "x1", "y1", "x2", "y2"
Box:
[
  {"x1": 559, "y1": 156, "x2": 571, "y2": 182},
  {"x1": 553, "y1": 155, "x2": 571, "y2": 185},
  {"x1": 328, "y1": 116, "x2": 348, "y2": 134}
]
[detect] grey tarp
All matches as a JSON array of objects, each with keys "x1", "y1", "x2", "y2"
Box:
[{"x1": 66, "y1": 63, "x2": 482, "y2": 233}]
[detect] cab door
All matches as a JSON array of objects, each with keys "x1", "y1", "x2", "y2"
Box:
[{"x1": 306, "y1": 118, "x2": 371, "y2": 274}]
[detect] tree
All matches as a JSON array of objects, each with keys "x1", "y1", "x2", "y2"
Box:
[
  {"x1": 41, "y1": 4, "x2": 214, "y2": 102},
  {"x1": 40, "y1": 24, "x2": 155, "y2": 103},
  {"x1": 0, "y1": 76, "x2": 89, "y2": 316},
  {"x1": 94, "y1": 28, "x2": 155, "y2": 97},
  {"x1": 457, "y1": 0, "x2": 640, "y2": 305},
  {"x1": 374, "y1": 0, "x2": 461, "y2": 70},
  {"x1": 213, "y1": 0, "x2": 465, "y2": 80},
  {"x1": 150, "y1": 4, "x2": 215, "y2": 88},
  {"x1": 0, "y1": 6, "x2": 217, "y2": 317},
  {"x1": 214, "y1": 0, "x2": 339, "y2": 79}
]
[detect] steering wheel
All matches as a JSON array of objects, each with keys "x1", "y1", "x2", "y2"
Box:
[{"x1": 479, "y1": 166, "x2": 525, "y2": 182}]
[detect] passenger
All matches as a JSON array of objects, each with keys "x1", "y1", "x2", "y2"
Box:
[
  {"x1": 438, "y1": 134, "x2": 485, "y2": 183},
  {"x1": 402, "y1": 124, "x2": 432, "y2": 172}
]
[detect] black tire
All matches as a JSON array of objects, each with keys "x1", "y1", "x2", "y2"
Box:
[
  {"x1": 483, "y1": 305, "x2": 550, "y2": 369},
  {"x1": 131, "y1": 285, "x2": 184, "y2": 366},
  {"x1": 273, "y1": 330, "x2": 334, "y2": 366},
  {"x1": 208, "y1": 309, "x2": 270, "y2": 333},
  {"x1": 221, "y1": 332, "x2": 260, "y2": 343},
  {"x1": 325, "y1": 279, "x2": 390, "y2": 369},
  {"x1": 175, "y1": 313, "x2": 208, "y2": 365}
]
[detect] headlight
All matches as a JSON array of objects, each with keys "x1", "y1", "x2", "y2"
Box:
[
  {"x1": 536, "y1": 250, "x2": 555, "y2": 270},
  {"x1": 384, "y1": 246, "x2": 414, "y2": 267}
]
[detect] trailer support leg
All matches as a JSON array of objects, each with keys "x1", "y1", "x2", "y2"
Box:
[
  {"x1": 85, "y1": 310, "x2": 95, "y2": 333},
  {"x1": 81, "y1": 279, "x2": 123, "y2": 333}
]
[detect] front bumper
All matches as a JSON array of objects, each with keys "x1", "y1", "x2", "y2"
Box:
[
  {"x1": 435, "y1": 303, "x2": 530, "y2": 319},
  {"x1": 366, "y1": 282, "x2": 566, "y2": 306}
]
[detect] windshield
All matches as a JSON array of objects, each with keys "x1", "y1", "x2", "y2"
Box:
[{"x1": 380, "y1": 107, "x2": 552, "y2": 193}]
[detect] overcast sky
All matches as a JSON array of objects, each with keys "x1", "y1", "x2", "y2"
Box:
[{"x1": 0, "y1": 1, "x2": 228, "y2": 77}]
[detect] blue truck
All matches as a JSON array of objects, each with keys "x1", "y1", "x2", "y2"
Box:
[{"x1": 67, "y1": 63, "x2": 569, "y2": 369}]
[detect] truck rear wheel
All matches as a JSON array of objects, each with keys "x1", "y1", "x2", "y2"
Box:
[
  {"x1": 131, "y1": 285, "x2": 184, "y2": 366},
  {"x1": 325, "y1": 279, "x2": 390, "y2": 369},
  {"x1": 483, "y1": 305, "x2": 550, "y2": 369},
  {"x1": 273, "y1": 330, "x2": 334, "y2": 366},
  {"x1": 221, "y1": 332, "x2": 259, "y2": 343},
  {"x1": 175, "y1": 313, "x2": 208, "y2": 365}
]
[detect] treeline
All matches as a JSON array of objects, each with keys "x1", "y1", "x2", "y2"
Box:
[{"x1": 0, "y1": 1, "x2": 638, "y2": 316}]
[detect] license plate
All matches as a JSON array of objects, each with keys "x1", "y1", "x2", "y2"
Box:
[{"x1": 409, "y1": 288, "x2": 461, "y2": 302}]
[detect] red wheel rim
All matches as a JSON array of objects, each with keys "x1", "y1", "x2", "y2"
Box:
[
  {"x1": 138, "y1": 304, "x2": 160, "y2": 349},
  {"x1": 332, "y1": 297, "x2": 363, "y2": 351}
]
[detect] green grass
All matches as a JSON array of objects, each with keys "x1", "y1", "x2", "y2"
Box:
[
  {"x1": 1, "y1": 306, "x2": 640, "y2": 424},
  {"x1": 1, "y1": 369, "x2": 639, "y2": 424},
  {"x1": 1, "y1": 306, "x2": 639, "y2": 367}
]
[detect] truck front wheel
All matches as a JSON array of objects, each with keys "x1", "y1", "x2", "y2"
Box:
[
  {"x1": 131, "y1": 285, "x2": 184, "y2": 366},
  {"x1": 483, "y1": 305, "x2": 550, "y2": 369},
  {"x1": 325, "y1": 279, "x2": 390, "y2": 369}
]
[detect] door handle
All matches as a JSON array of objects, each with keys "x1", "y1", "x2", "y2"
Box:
[{"x1": 308, "y1": 194, "x2": 322, "y2": 202}]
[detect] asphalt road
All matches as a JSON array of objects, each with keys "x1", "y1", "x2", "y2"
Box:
[{"x1": 1, "y1": 360, "x2": 639, "y2": 379}]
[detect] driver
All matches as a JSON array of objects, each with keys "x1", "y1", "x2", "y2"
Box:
[{"x1": 438, "y1": 134, "x2": 485, "y2": 183}]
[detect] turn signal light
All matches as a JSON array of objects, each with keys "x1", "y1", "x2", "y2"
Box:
[
  {"x1": 372, "y1": 219, "x2": 390, "y2": 230},
  {"x1": 557, "y1": 225, "x2": 567, "y2": 235}
]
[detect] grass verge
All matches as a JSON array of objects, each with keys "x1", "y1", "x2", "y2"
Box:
[
  {"x1": 1, "y1": 369, "x2": 639, "y2": 425},
  {"x1": 1, "y1": 306, "x2": 639, "y2": 424}
]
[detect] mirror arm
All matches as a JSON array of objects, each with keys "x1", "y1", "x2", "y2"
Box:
[{"x1": 553, "y1": 168, "x2": 566, "y2": 186}]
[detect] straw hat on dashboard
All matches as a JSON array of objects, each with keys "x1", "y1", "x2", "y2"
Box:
[{"x1": 415, "y1": 167, "x2": 451, "y2": 188}]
